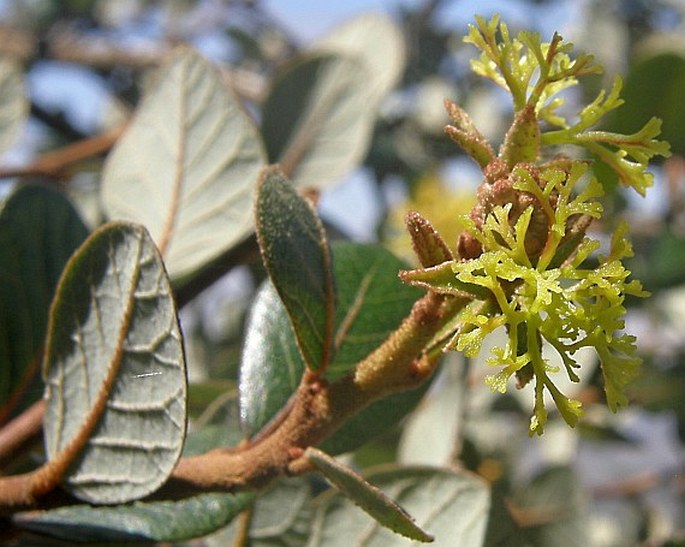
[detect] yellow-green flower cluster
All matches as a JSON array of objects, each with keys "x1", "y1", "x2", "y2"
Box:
[
  {"x1": 447, "y1": 164, "x2": 648, "y2": 434},
  {"x1": 402, "y1": 15, "x2": 670, "y2": 435}
]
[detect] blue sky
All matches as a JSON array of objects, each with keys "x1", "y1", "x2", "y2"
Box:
[{"x1": 264, "y1": 0, "x2": 575, "y2": 44}]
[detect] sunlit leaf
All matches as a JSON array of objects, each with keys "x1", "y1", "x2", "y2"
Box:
[
  {"x1": 240, "y1": 243, "x2": 425, "y2": 454},
  {"x1": 101, "y1": 47, "x2": 266, "y2": 281},
  {"x1": 310, "y1": 466, "x2": 490, "y2": 546},
  {"x1": 0, "y1": 56, "x2": 27, "y2": 153},
  {"x1": 239, "y1": 281, "x2": 305, "y2": 436},
  {"x1": 0, "y1": 184, "x2": 89, "y2": 422},
  {"x1": 313, "y1": 13, "x2": 406, "y2": 106},
  {"x1": 255, "y1": 167, "x2": 335, "y2": 371},
  {"x1": 306, "y1": 448, "x2": 433, "y2": 542},
  {"x1": 43, "y1": 222, "x2": 187, "y2": 504},
  {"x1": 261, "y1": 53, "x2": 376, "y2": 189}
]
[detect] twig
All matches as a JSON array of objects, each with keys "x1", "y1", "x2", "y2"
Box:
[
  {"x1": 0, "y1": 125, "x2": 126, "y2": 180},
  {"x1": 0, "y1": 400, "x2": 45, "y2": 471},
  {"x1": 0, "y1": 291, "x2": 461, "y2": 513}
]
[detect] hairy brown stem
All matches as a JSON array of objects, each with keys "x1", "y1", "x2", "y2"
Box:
[
  {"x1": 160, "y1": 291, "x2": 449, "y2": 497},
  {"x1": 0, "y1": 291, "x2": 458, "y2": 513},
  {"x1": 0, "y1": 126, "x2": 126, "y2": 181}
]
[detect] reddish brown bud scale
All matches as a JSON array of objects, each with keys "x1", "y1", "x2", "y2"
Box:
[{"x1": 404, "y1": 210, "x2": 454, "y2": 267}]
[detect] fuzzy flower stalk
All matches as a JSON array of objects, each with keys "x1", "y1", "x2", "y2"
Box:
[{"x1": 401, "y1": 15, "x2": 670, "y2": 435}]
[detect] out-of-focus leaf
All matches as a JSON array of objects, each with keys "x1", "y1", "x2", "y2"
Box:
[
  {"x1": 183, "y1": 388, "x2": 243, "y2": 456},
  {"x1": 43, "y1": 222, "x2": 187, "y2": 504},
  {"x1": 514, "y1": 466, "x2": 589, "y2": 546},
  {"x1": 0, "y1": 56, "x2": 26, "y2": 153},
  {"x1": 313, "y1": 13, "x2": 406, "y2": 106},
  {"x1": 0, "y1": 184, "x2": 89, "y2": 422},
  {"x1": 206, "y1": 477, "x2": 313, "y2": 546},
  {"x1": 633, "y1": 230, "x2": 685, "y2": 291},
  {"x1": 187, "y1": 379, "x2": 235, "y2": 421},
  {"x1": 240, "y1": 243, "x2": 425, "y2": 455},
  {"x1": 255, "y1": 167, "x2": 335, "y2": 372},
  {"x1": 317, "y1": 386, "x2": 429, "y2": 457},
  {"x1": 397, "y1": 359, "x2": 465, "y2": 466},
  {"x1": 101, "y1": 47, "x2": 266, "y2": 281},
  {"x1": 310, "y1": 466, "x2": 490, "y2": 546},
  {"x1": 306, "y1": 448, "x2": 433, "y2": 542},
  {"x1": 484, "y1": 490, "x2": 526, "y2": 547},
  {"x1": 13, "y1": 491, "x2": 254, "y2": 543},
  {"x1": 261, "y1": 53, "x2": 376, "y2": 189},
  {"x1": 608, "y1": 52, "x2": 685, "y2": 154}
]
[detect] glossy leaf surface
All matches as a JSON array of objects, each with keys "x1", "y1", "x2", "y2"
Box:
[
  {"x1": 0, "y1": 184, "x2": 89, "y2": 421},
  {"x1": 255, "y1": 167, "x2": 335, "y2": 371},
  {"x1": 239, "y1": 281, "x2": 304, "y2": 434},
  {"x1": 43, "y1": 222, "x2": 187, "y2": 504},
  {"x1": 101, "y1": 47, "x2": 266, "y2": 281},
  {"x1": 261, "y1": 53, "x2": 375, "y2": 188}
]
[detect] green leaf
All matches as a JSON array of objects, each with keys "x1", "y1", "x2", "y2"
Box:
[
  {"x1": 205, "y1": 477, "x2": 313, "y2": 546},
  {"x1": 608, "y1": 52, "x2": 685, "y2": 154},
  {"x1": 13, "y1": 491, "x2": 254, "y2": 543},
  {"x1": 240, "y1": 242, "x2": 425, "y2": 453},
  {"x1": 318, "y1": 386, "x2": 429, "y2": 457},
  {"x1": 515, "y1": 466, "x2": 589, "y2": 546},
  {"x1": 42, "y1": 222, "x2": 187, "y2": 504},
  {"x1": 101, "y1": 47, "x2": 266, "y2": 281},
  {"x1": 306, "y1": 448, "x2": 433, "y2": 542},
  {"x1": 239, "y1": 281, "x2": 306, "y2": 435},
  {"x1": 0, "y1": 56, "x2": 27, "y2": 153},
  {"x1": 310, "y1": 466, "x2": 490, "y2": 546},
  {"x1": 325, "y1": 243, "x2": 423, "y2": 380},
  {"x1": 635, "y1": 230, "x2": 685, "y2": 291},
  {"x1": 313, "y1": 13, "x2": 406, "y2": 106},
  {"x1": 0, "y1": 184, "x2": 89, "y2": 422},
  {"x1": 255, "y1": 166, "x2": 335, "y2": 372},
  {"x1": 484, "y1": 491, "x2": 526, "y2": 547},
  {"x1": 397, "y1": 361, "x2": 465, "y2": 466},
  {"x1": 17, "y1": 380, "x2": 253, "y2": 544},
  {"x1": 261, "y1": 53, "x2": 376, "y2": 189}
]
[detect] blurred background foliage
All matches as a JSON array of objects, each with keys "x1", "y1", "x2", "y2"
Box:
[{"x1": 0, "y1": 0, "x2": 683, "y2": 545}]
